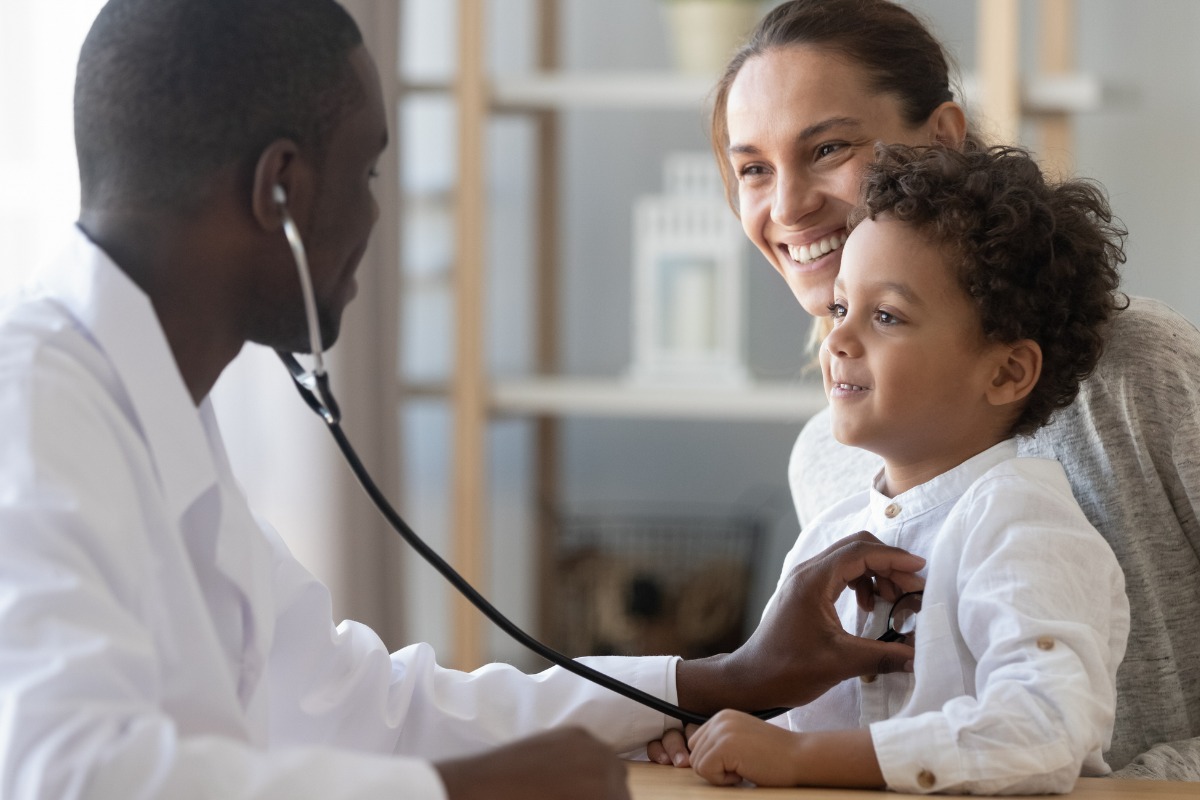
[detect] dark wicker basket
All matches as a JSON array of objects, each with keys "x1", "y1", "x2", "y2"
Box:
[{"x1": 552, "y1": 514, "x2": 762, "y2": 659}]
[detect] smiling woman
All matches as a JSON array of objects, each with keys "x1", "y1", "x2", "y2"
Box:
[
  {"x1": 0, "y1": 1, "x2": 105, "y2": 296},
  {"x1": 708, "y1": 0, "x2": 1200, "y2": 783}
]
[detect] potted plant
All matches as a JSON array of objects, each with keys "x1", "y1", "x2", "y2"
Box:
[{"x1": 661, "y1": 0, "x2": 764, "y2": 75}]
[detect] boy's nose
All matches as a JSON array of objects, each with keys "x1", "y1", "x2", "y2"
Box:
[{"x1": 824, "y1": 320, "x2": 862, "y2": 359}]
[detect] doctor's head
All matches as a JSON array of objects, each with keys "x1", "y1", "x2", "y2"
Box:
[
  {"x1": 76, "y1": 0, "x2": 365, "y2": 214},
  {"x1": 75, "y1": 0, "x2": 388, "y2": 354}
]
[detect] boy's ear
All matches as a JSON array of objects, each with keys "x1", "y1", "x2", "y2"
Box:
[{"x1": 986, "y1": 340, "x2": 1042, "y2": 407}]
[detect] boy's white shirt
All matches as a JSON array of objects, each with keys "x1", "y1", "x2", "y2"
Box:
[{"x1": 770, "y1": 440, "x2": 1130, "y2": 795}]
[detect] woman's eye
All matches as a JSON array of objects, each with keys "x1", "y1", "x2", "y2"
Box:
[
  {"x1": 736, "y1": 163, "x2": 768, "y2": 181},
  {"x1": 815, "y1": 142, "x2": 847, "y2": 160}
]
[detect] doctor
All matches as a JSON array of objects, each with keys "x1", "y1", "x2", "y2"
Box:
[{"x1": 0, "y1": 1, "x2": 926, "y2": 798}]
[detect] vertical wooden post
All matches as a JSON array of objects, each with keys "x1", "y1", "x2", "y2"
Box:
[
  {"x1": 977, "y1": 0, "x2": 1021, "y2": 145},
  {"x1": 451, "y1": 0, "x2": 488, "y2": 670},
  {"x1": 332, "y1": 0, "x2": 405, "y2": 650},
  {"x1": 532, "y1": 0, "x2": 561, "y2": 648},
  {"x1": 1037, "y1": 0, "x2": 1075, "y2": 180}
]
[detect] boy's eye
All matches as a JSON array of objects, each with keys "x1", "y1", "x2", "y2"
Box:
[
  {"x1": 827, "y1": 302, "x2": 847, "y2": 320},
  {"x1": 874, "y1": 309, "x2": 899, "y2": 325}
]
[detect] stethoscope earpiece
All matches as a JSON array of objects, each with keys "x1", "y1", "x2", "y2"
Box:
[{"x1": 274, "y1": 182, "x2": 328, "y2": 383}]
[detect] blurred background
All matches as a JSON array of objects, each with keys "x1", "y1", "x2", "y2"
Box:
[{"x1": 2, "y1": 0, "x2": 1198, "y2": 671}]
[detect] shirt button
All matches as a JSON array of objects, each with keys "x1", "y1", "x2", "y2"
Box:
[
  {"x1": 860, "y1": 674, "x2": 877, "y2": 684},
  {"x1": 884, "y1": 503, "x2": 901, "y2": 518},
  {"x1": 1037, "y1": 636, "x2": 1056, "y2": 650},
  {"x1": 917, "y1": 769, "x2": 936, "y2": 789}
]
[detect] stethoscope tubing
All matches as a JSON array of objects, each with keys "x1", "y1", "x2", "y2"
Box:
[
  {"x1": 279, "y1": 352, "x2": 787, "y2": 728},
  {"x1": 271, "y1": 196, "x2": 783, "y2": 728}
]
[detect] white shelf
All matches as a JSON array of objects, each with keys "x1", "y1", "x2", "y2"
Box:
[
  {"x1": 405, "y1": 71, "x2": 1103, "y2": 115},
  {"x1": 959, "y1": 72, "x2": 1102, "y2": 114},
  {"x1": 490, "y1": 72, "x2": 717, "y2": 110},
  {"x1": 487, "y1": 377, "x2": 827, "y2": 421},
  {"x1": 475, "y1": 71, "x2": 1104, "y2": 114}
]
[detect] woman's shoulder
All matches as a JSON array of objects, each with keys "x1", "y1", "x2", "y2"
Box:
[
  {"x1": 789, "y1": 407, "x2": 882, "y2": 527},
  {"x1": 1099, "y1": 296, "x2": 1200, "y2": 377},
  {"x1": 1019, "y1": 296, "x2": 1200, "y2": 529},
  {"x1": 1086, "y1": 296, "x2": 1199, "y2": 416}
]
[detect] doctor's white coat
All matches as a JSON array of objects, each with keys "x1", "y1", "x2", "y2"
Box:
[{"x1": 0, "y1": 227, "x2": 679, "y2": 799}]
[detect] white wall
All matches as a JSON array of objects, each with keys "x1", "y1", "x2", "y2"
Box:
[
  {"x1": 915, "y1": 0, "x2": 1200, "y2": 326},
  {"x1": 0, "y1": 1, "x2": 105, "y2": 295}
]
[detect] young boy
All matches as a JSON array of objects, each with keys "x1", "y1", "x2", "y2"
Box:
[{"x1": 686, "y1": 144, "x2": 1131, "y2": 795}]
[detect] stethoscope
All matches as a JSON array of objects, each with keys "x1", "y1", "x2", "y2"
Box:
[{"x1": 272, "y1": 185, "x2": 785, "y2": 727}]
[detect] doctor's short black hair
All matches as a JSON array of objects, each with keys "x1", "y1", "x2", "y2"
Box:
[
  {"x1": 849, "y1": 143, "x2": 1128, "y2": 438},
  {"x1": 75, "y1": 0, "x2": 363, "y2": 212}
]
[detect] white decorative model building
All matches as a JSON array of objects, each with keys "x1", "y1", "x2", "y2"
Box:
[{"x1": 629, "y1": 152, "x2": 749, "y2": 385}]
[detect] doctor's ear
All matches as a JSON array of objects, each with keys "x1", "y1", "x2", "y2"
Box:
[{"x1": 250, "y1": 138, "x2": 307, "y2": 230}]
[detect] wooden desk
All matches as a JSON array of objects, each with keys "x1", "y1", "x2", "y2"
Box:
[{"x1": 626, "y1": 762, "x2": 1198, "y2": 799}]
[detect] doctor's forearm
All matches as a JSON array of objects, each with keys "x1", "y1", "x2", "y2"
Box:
[{"x1": 675, "y1": 653, "x2": 748, "y2": 715}]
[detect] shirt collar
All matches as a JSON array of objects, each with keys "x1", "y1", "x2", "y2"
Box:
[
  {"x1": 34, "y1": 225, "x2": 219, "y2": 522},
  {"x1": 867, "y1": 439, "x2": 1020, "y2": 523}
]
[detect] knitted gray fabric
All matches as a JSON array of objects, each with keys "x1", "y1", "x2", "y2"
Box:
[{"x1": 788, "y1": 297, "x2": 1200, "y2": 779}]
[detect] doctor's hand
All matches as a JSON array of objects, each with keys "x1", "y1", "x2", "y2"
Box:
[
  {"x1": 435, "y1": 727, "x2": 629, "y2": 800},
  {"x1": 673, "y1": 530, "x2": 924, "y2": 720}
]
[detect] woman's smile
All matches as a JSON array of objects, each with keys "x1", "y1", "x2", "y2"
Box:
[{"x1": 787, "y1": 231, "x2": 848, "y2": 266}]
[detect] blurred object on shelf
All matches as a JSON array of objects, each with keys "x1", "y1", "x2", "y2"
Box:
[
  {"x1": 629, "y1": 152, "x2": 749, "y2": 386},
  {"x1": 660, "y1": 0, "x2": 765, "y2": 75}
]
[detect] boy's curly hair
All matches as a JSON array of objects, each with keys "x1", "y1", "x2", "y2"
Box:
[{"x1": 849, "y1": 144, "x2": 1128, "y2": 437}]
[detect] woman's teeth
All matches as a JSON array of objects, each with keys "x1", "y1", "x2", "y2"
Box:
[{"x1": 788, "y1": 232, "x2": 847, "y2": 265}]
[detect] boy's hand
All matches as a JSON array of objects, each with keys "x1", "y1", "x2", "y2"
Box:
[
  {"x1": 688, "y1": 711, "x2": 884, "y2": 789},
  {"x1": 647, "y1": 724, "x2": 698, "y2": 767},
  {"x1": 435, "y1": 728, "x2": 629, "y2": 800},
  {"x1": 676, "y1": 531, "x2": 925, "y2": 714},
  {"x1": 688, "y1": 709, "x2": 803, "y2": 786}
]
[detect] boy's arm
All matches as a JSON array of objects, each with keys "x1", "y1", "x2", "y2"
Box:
[
  {"x1": 688, "y1": 710, "x2": 883, "y2": 788},
  {"x1": 868, "y1": 465, "x2": 1128, "y2": 795}
]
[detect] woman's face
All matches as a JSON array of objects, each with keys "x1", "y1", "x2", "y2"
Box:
[{"x1": 725, "y1": 45, "x2": 944, "y2": 317}]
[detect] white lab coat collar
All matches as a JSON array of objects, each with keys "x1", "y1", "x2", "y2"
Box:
[{"x1": 34, "y1": 225, "x2": 217, "y2": 524}]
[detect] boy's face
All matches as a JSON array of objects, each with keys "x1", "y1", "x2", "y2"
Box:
[{"x1": 820, "y1": 218, "x2": 1012, "y2": 491}]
